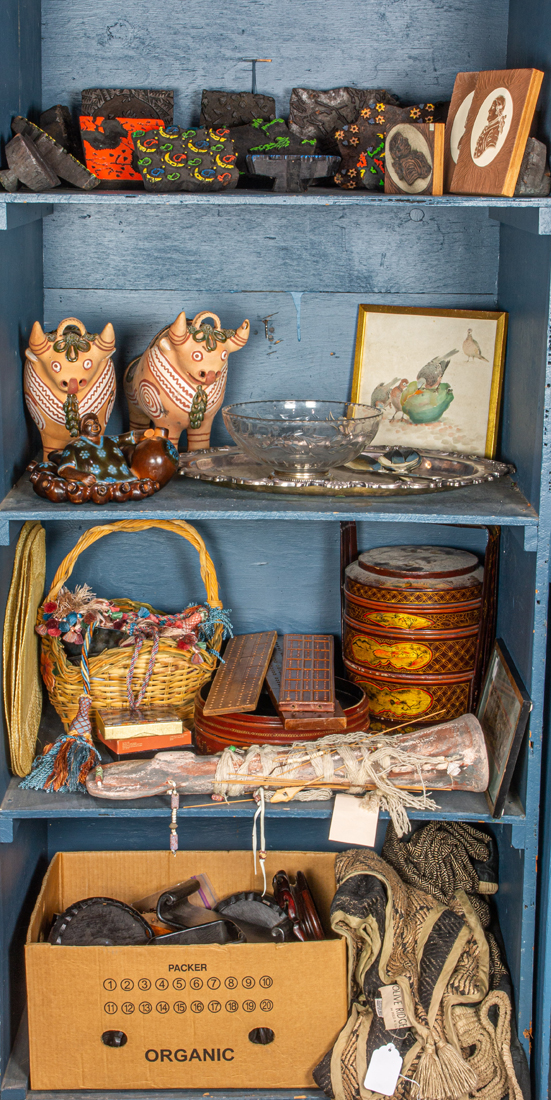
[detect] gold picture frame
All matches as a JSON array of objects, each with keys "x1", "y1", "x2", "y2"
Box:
[{"x1": 351, "y1": 305, "x2": 508, "y2": 457}]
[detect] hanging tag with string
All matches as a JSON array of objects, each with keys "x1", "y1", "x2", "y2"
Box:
[{"x1": 252, "y1": 788, "x2": 267, "y2": 895}]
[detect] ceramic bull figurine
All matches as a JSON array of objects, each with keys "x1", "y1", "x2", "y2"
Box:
[
  {"x1": 24, "y1": 317, "x2": 116, "y2": 457},
  {"x1": 123, "y1": 310, "x2": 250, "y2": 449}
]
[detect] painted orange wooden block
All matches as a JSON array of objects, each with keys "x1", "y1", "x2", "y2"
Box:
[{"x1": 79, "y1": 116, "x2": 164, "y2": 181}]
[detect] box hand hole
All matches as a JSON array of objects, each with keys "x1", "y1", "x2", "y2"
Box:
[
  {"x1": 248, "y1": 1027, "x2": 275, "y2": 1045},
  {"x1": 102, "y1": 1030, "x2": 128, "y2": 1047}
]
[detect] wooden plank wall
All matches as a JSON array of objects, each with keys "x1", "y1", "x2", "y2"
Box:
[{"x1": 41, "y1": 0, "x2": 509, "y2": 121}]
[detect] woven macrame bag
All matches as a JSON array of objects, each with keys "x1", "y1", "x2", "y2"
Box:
[
  {"x1": 313, "y1": 843, "x2": 527, "y2": 1100},
  {"x1": 38, "y1": 519, "x2": 224, "y2": 730}
]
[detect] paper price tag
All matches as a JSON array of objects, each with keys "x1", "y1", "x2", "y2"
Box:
[
  {"x1": 379, "y1": 984, "x2": 409, "y2": 1030},
  {"x1": 364, "y1": 1043, "x2": 403, "y2": 1095},
  {"x1": 328, "y1": 793, "x2": 378, "y2": 846}
]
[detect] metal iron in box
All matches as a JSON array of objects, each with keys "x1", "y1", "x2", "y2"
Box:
[{"x1": 343, "y1": 545, "x2": 484, "y2": 729}]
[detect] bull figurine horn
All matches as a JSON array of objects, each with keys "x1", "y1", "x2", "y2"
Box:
[
  {"x1": 168, "y1": 311, "x2": 189, "y2": 346},
  {"x1": 27, "y1": 321, "x2": 51, "y2": 356},
  {"x1": 95, "y1": 322, "x2": 116, "y2": 355},
  {"x1": 225, "y1": 319, "x2": 250, "y2": 352}
]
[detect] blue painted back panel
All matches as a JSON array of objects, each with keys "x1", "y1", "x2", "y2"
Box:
[
  {"x1": 43, "y1": 289, "x2": 499, "y2": 441},
  {"x1": 42, "y1": 520, "x2": 489, "y2": 637},
  {"x1": 43, "y1": 206, "x2": 500, "y2": 295},
  {"x1": 41, "y1": 0, "x2": 509, "y2": 121}
]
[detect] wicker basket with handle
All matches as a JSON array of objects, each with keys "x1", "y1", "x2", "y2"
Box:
[{"x1": 38, "y1": 519, "x2": 223, "y2": 730}]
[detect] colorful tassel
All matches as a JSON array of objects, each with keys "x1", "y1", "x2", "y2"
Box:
[{"x1": 20, "y1": 695, "x2": 99, "y2": 794}]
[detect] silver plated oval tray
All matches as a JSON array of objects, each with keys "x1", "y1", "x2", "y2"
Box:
[{"x1": 178, "y1": 446, "x2": 513, "y2": 496}]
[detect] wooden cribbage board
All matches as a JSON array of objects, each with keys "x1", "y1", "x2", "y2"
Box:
[
  {"x1": 266, "y1": 641, "x2": 345, "y2": 730},
  {"x1": 278, "y1": 634, "x2": 336, "y2": 714},
  {"x1": 203, "y1": 631, "x2": 277, "y2": 716}
]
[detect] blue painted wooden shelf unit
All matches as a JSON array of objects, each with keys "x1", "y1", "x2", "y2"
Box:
[{"x1": 2, "y1": 0, "x2": 551, "y2": 1098}]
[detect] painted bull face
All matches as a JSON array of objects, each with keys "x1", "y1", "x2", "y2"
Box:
[
  {"x1": 158, "y1": 310, "x2": 250, "y2": 387},
  {"x1": 25, "y1": 317, "x2": 116, "y2": 396}
]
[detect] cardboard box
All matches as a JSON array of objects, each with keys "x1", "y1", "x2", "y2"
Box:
[{"x1": 26, "y1": 850, "x2": 347, "y2": 1090}]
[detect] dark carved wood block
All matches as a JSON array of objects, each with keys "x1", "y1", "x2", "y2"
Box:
[
  {"x1": 515, "y1": 137, "x2": 551, "y2": 195},
  {"x1": 246, "y1": 153, "x2": 340, "y2": 192},
  {"x1": 133, "y1": 125, "x2": 239, "y2": 191},
  {"x1": 81, "y1": 88, "x2": 174, "y2": 123},
  {"x1": 229, "y1": 119, "x2": 317, "y2": 178},
  {"x1": 288, "y1": 87, "x2": 401, "y2": 154},
  {"x1": 200, "y1": 90, "x2": 276, "y2": 129},
  {"x1": 0, "y1": 168, "x2": 19, "y2": 192},
  {"x1": 39, "y1": 104, "x2": 82, "y2": 160},
  {"x1": 12, "y1": 117, "x2": 99, "y2": 189},
  {"x1": 5, "y1": 134, "x2": 60, "y2": 191},
  {"x1": 335, "y1": 102, "x2": 448, "y2": 190}
]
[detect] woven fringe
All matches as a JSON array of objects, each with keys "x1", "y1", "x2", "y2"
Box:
[
  {"x1": 414, "y1": 1035, "x2": 478, "y2": 1100},
  {"x1": 20, "y1": 695, "x2": 99, "y2": 793}
]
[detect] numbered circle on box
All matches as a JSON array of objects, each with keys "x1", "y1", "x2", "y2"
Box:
[
  {"x1": 121, "y1": 1002, "x2": 135, "y2": 1015},
  {"x1": 104, "y1": 1002, "x2": 117, "y2": 1014},
  {"x1": 225, "y1": 976, "x2": 238, "y2": 990},
  {"x1": 208, "y1": 1000, "x2": 221, "y2": 1013},
  {"x1": 155, "y1": 978, "x2": 169, "y2": 991},
  {"x1": 259, "y1": 976, "x2": 273, "y2": 989},
  {"x1": 174, "y1": 1001, "x2": 187, "y2": 1014},
  {"x1": 120, "y1": 979, "x2": 134, "y2": 992},
  {"x1": 260, "y1": 999, "x2": 274, "y2": 1012},
  {"x1": 156, "y1": 1001, "x2": 169, "y2": 1014},
  {"x1": 242, "y1": 976, "x2": 255, "y2": 989},
  {"x1": 207, "y1": 977, "x2": 221, "y2": 990},
  {"x1": 225, "y1": 1000, "x2": 238, "y2": 1013},
  {"x1": 173, "y1": 978, "x2": 186, "y2": 991},
  {"x1": 139, "y1": 1002, "x2": 152, "y2": 1014},
  {"x1": 191, "y1": 1000, "x2": 204, "y2": 1013},
  {"x1": 138, "y1": 979, "x2": 151, "y2": 991},
  {"x1": 190, "y1": 977, "x2": 203, "y2": 991},
  {"x1": 103, "y1": 979, "x2": 116, "y2": 991},
  {"x1": 243, "y1": 1000, "x2": 256, "y2": 1013}
]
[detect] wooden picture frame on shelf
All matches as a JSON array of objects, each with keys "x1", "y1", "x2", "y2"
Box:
[
  {"x1": 444, "y1": 71, "x2": 479, "y2": 192},
  {"x1": 384, "y1": 122, "x2": 444, "y2": 195},
  {"x1": 450, "y1": 68, "x2": 543, "y2": 196},
  {"x1": 351, "y1": 305, "x2": 508, "y2": 457},
  {"x1": 477, "y1": 640, "x2": 531, "y2": 818}
]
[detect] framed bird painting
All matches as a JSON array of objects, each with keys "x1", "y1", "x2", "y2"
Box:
[{"x1": 351, "y1": 305, "x2": 508, "y2": 457}]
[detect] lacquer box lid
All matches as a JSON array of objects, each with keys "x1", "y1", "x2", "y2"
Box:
[{"x1": 346, "y1": 545, "x2": 483, "y2": 591}]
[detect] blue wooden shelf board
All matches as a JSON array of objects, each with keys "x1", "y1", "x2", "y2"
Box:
[
  {"x1": 0, "y1": 777, "x2": 525, "y2": 829},
  {"x1": 2, "y1": 189, "x2": 551, "y2": 208},
  {"x1": 0, "y1": 473, "x2": 538, "y2": 536}
]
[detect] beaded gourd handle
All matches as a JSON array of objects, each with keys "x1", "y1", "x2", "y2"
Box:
[{"x1": 45, "y1": 519, "x2": 222, "y2": 609}]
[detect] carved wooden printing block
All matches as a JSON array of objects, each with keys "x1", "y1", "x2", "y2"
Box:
[
  {"x1": 11, "y1": 117, "x2": 99, "y2": 189},
  {"x1": 246, "y1": 153, "x2": 340, "y2": 191},
  {"x1": 5, "y1": 133, "x2": 60, "y2": 191},
  {"x1": 133, "y1": 126, "x2": 238, "y2": 191},
  {"x1": 81, "y1": 88, "x2": 174, "y2": 123},
  {"x1": 229, "y1": 119, "x2": 317, "y2": 178},
  {"x1": 288, "y1": 87, "x2": 400, "y2": 154},
  {"x1": 39, "y1": 104, "x2": 82, "y2": 158},
  {"x1": 335, "y1": 102, "x2": 447, "y2": 190},
  {"x1": 200, "y1": 90, "x2": 276, "y2": 129}
]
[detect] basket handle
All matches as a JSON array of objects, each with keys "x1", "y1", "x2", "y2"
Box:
[{"x1": 45, "y1": 519, "x2": 222, "y2": 609}]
